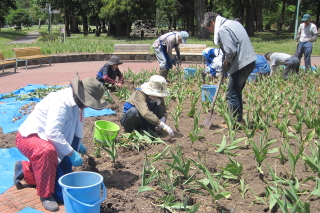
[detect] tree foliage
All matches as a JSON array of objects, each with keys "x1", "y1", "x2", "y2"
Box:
[{"x1": 0, "y1": 0, "x2": 17, "y2": 25}]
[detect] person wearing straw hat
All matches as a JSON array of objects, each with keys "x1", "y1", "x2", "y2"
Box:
[
  {"x1": 120, "y1": 75, "x2": 174, "y2": 137},
  {"x1": 152, "y1": 31, "x2": 189, "y2": 79},
  {"x1": 295, "y1": 14, "x2": 318, "y2": 71},
  {"x1": 13, "y1": 74, "x2": 107, "y2": 212},
  {"x1": 202, "y1": 12, "x2": 256, "y2": 124},
  {"x1": 264, "y1": 52, "x2": 300, "y2": 80},
  {"x1": 96, "y1": 55, "x2": 124, "y2": 90}
]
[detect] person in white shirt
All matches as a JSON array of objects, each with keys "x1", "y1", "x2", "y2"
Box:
[
  {"x1": 295, "y1": 14, "x2": 318, "y2": 70},
  {"x1": 264, "y1": 52, "x2": 300, "y2": 80},
  {"x1": 152, "y1": 31, "x2": 189, "y2": 79},
  {"x1": 14, "y1": 74, "x2": 107, "y2": 212}
]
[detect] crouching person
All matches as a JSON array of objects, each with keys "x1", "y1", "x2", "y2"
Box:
[
  {"x1": 120, "y1": 75, "x2": 174, "y2": 137},
  {"x1": 14, "y1": 74, "x2": 107, "y2": 212}
]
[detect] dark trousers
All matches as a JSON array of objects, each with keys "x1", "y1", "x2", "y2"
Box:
[
  {"x1": 120, "y1": 105, "x2": 164, "y2": 133},
  {"x1": 283, "y1": 56, "x2": 300, "y2": 80},
  {"x1": 295, "y1": 41, "x2": 313, "y2": 70},
  {"x1": 226, "y1": 61, "x2": 255, "y2": 122}
]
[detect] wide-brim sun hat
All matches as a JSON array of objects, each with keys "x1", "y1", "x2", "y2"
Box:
[
  {"x1": 301, "y1": 14, "x2": 311, "y2": 21},
  {"x1": 107, "y1": 55, "x2": 123, "y2": 65},
  {"x1": 141, "y1": 75, "x2": 170, "y2": 97},
  {"x1": 71, "y1": 73, "x2": 107, "y2": 110},
  {"x1": 179, "y1": 31, "x2": 189, "y2": 44}
]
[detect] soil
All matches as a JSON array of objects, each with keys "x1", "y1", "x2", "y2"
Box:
[{"x1": 1, "y1": 73, "x2": 320, "y2": 213}]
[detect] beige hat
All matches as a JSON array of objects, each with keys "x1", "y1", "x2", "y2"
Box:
[
  {"x1": 71, "y1": 73, "x2": 107, "y2": 110},
  {"x1": 141, "y1": 75, "x2": 170, "y2": 97}
]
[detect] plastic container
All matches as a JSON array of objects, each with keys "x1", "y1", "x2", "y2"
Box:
[
  {"x1": 184, "y1": 68, "x2": 196, "y2": 79},
  {"x1": 247, "y1": 73, "x2": 258, "y2": 82},
  {"x1": 94, "y1": 120, "x2": 120, "y2": 145},
  {"x1": 58, "y1": 171, "x2": 107, "y2": 213},
  {"x1": 201, "y1": 85, "x2": 217, "y2": 102}
]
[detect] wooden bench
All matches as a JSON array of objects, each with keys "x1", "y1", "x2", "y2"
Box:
[
  {"x1": 0, "y1": 52, "x2": 16, "y2": 72},
  {"x1": 173, "y1": 44, "x2": 207, "y2": 62},
  {"x1": 14, "y1": 26, "x2": 22, "y2": 31},
  {"x1": 13, "y1": 47, "x2": 52, "y2": 69},
  {"x1": 113, "y1": 44, "x2": 151, "y2": 61}
]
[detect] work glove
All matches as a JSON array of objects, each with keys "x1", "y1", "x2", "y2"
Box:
[
  {"x1": 160, "y1": 117, "x2": 166, "y2": 123},
  {"x1": 295, "y1": 37, "x2": 300, "y2": 42},
  {"x1": 69, "y1": 151, "x2": 83, "y2": 167},
  {"x1": 158, "y1": 121, "x2": 174, "y2": 137},
  {"x1": 78, "y1": 143, "x2": 87, "y2": 154},
  {"x1": 222, "y1": 63, "x2": 230, "y2": 74}
]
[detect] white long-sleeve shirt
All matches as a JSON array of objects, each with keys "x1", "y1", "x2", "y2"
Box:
[
  {"x1": 18, "y1": 87, "x2": 84, "y2": 160},
  {"x1": 269, "y1": 52, "x2": 291, "y2": 76}
]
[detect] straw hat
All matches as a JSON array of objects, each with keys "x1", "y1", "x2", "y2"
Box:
[
  {"x1": 71, "y1": 73, "x2": 107, "y2": 110},
  {"x1": 107, "y1": 55, "x2": 123, "y2": 65},
  {"x1": 141, "y1": 75, "x2": 170, "y2": 97}
]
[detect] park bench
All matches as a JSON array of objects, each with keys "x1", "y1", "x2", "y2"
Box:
[
  {"x1": 13, "y1": 47, "x2": 52, "y2": 69},
  {"x1": 14, "y1": 26, "x2": 22, "y2": 31},
  {"x1": 113, "y1": 44, "x2": 151, "y2": 62},
  {"x1": 173, "y1": 44, "x2": 207, "y2": 62},
  {"x1": 0, "y1": 52, "x2": 16, "y2": 72}
]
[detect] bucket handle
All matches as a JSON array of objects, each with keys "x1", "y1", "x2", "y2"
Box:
[{"x1": 63, "y1": 182, "x2": 107, "y2": 207}]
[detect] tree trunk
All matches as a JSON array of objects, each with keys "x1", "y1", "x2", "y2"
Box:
[
  {"x1": 245, "y1": 0, "x2": 255, "y2": 37},
  {"x1": 194, "y1": 0, "x2": 207, "y2": 38},
  {"x1": 126, "y1": 20, "x2": 131, "y2": 37},
  {"x1": 82, "y1": 15, "x2": 88, "y2": 35},
  {"x1": 70, "y1": 14, "x2": 79, "y2": 33},
  {"x1": 278, "y1": 0, "x2": 286, "y2": 32},
  {"x1": 65, "y1": 11, "x2": 70, "y2": 37},
  {"x1": 256, "y1": 1, "x2": 263, "y2": 32}
]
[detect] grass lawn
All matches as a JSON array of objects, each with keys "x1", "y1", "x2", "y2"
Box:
[{"x1": 1, "y1": 25, "x2": 319, "y2": 58}]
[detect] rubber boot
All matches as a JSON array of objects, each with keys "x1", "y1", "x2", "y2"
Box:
[
  {"x1": 13, "y1": 161, "x2": 24, "y2": 189},
  {"x1": 40, "y1": 195, "x2": 59, "y2": 212}
]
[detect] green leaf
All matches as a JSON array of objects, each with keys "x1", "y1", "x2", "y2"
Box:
[{"x1": 138, "y1": 186, "x2": 154, "y2": 194}]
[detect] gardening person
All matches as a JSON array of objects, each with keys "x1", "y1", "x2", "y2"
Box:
[
  {"x1": 264, "y1": 52, "x2": 300, "y2": 80},
  {"x1": 14, "y1": 74, "x2": 107, "y2": 212},
  {"x1": 202, "y1": 47, "x2": 224, "y2": 79},
  {"x1": 295, "y1": 14, "x2": 318, "y2": 71},
  {"x1": 252, "y1": 54, "x2": 271, "y2": 76},
  {"x1": 152, "y1": 31, "x2": 189, "y2": 79},
  {"x1": 202, "y1": 12, "x2": 256, "y2": 123},
  {"x1": 120, "y1": 75, "x2": 174, "y2": 137},
  {"x1": 96, "y1": 55, "x2": 124, "y2": 91}
]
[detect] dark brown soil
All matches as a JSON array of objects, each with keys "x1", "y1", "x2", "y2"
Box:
[{"x1": 1, "y1": 71, "x2": 320, "y2": 213}]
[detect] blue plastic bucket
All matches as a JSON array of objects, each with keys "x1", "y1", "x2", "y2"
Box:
[
  {"x1": 202, "y1": 85, "x2": 217, "y2": 102},
  {"x1": 248, "y1": 73, "x2": 258, "y2": 82},
  {"x1": 184, "y1": 68, "x2": 196, "y2": 79},
  {"x1": 58, "y1": 171, "x2": 107, "y2": 213}
]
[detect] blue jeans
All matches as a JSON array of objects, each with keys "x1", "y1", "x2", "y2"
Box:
[
  {"x1": 226, "y1": 61, "x2": 255, "y2": 122},
  {"x1": 295, "y1": 41, "x2": 313, "y2": 70}
]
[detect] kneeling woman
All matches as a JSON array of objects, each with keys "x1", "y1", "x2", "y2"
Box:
[{"x1": 120, "y1": 75, "x2": 174, "y2": 137}]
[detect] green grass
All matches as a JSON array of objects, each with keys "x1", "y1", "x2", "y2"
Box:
[{"x1": 0, "y1": 26, "x2": 319, "y2": 59}]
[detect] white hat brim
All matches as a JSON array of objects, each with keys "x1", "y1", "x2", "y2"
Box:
[{"x1": 141, "y1": 82, "x2": 170, "y2": 97}]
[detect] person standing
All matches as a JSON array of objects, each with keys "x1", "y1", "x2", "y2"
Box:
[
  {"x1": 14, "y1": 74, "x2": 107, "y2": 212},
  {"x1": 202, "y1": 12, "x2": 256, "y2": 123},
  {"x1": 152, "y1": 31, "x2": 189, "y2": 79},
  {"x1": 295, "y1": 14, "x2": 318, "y2": 71},
  {"x1": 264, "y1": 52, "x2": 300, "y2": 80},
  {"x1": 96, "y1": 55, "x2": 124, "y2": 90}
]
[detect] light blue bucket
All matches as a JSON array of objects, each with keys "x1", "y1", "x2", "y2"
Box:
[
  {"x1": 248, "y1": 73, "x2": 258, "y2": 82},
  {"x1": 58, "y1": 171, "x2": 107, "y2": 213},
  {"x1": 184, "y1": 68, "x2": 196, "y2": 79},
  {"x1": 202, "y1": 85, "x2": 217, "y2": 102}
]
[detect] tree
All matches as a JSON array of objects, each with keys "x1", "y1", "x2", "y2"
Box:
[
  {"x1": 0, "y1": 0, "x2": 17, "y2": 27},
  {"x1": 100, "y1": 0, "x2": 156, "y2": 37},
  {"x1": 7, "y1": 9, "x2": 33, "y2": 27}
]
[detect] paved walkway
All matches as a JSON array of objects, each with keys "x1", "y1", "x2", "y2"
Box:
[{"x1": 7, "y1": 31, "x2": 40, "y2": 44}]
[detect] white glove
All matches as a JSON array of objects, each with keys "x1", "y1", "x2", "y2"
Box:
[
  {"x1": 160, "y1": 117, "x2": 166, "y2": 123},
  {"x1": 149, "y1": 96, "x2": 161, "y2": 105},
  {"x1": 158, "y1": 121, "x2": 174, "y2": 137}
]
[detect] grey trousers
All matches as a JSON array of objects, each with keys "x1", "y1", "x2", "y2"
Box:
[{"x1": 283, "y1": 56, "x2": 300, "y2": 80}]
